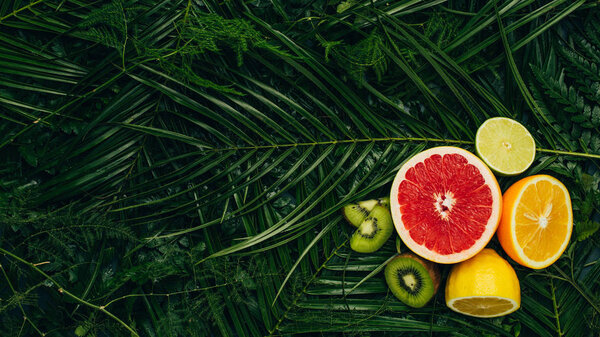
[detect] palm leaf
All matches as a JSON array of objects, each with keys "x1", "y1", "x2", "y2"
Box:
[{"x1": 1, "y1": 1, "x2": 599, "y2": 336}]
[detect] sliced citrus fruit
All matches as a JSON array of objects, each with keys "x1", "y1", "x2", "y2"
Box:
[
  {"x1": 390, "y1": 146, "x2": 502, "y2": 264},
  {"x1": 497, "y1": 174, "x2": 573, "y2": 269},
  {"x1": 475, "y1": 117, "x2": 536, "y2": 176},
  {"x1": 445, "y1": 249, "x2": 520, "y2": 318}
]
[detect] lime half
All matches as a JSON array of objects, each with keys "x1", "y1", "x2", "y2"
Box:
[{"x1": 475, "y1": 117, "x2": 535, "y2": 176}]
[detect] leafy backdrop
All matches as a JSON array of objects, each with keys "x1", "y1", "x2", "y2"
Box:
[{"x1": 1, "y1": 0, "x2": 599, "y2": 336}]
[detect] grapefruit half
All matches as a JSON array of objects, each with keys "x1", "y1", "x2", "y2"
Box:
[{"x1": 390, "y1": 147, "x2": 502, "y2": 264}]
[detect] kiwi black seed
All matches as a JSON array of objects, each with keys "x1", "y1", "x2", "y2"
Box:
[
  {"x1": 375, "y1": 196, "x2": 390, "y2": 209},
  {"x1": 349, "y1": 205, "x2": 393, "y2": 253},
  {"x1": 343, "y1": 197, "x2": 391, "y2": 228},
  {"x1": 384, "y1": 253, "x2": 440, "y2": 308},
  {"x1": 342, "y1": 204, "x2": 370, "y2": 227}
]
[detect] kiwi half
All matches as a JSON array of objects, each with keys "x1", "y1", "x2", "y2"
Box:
[
  {"x1": 350, "y1": 205, "x2": 393, "y2": 253},
  {"x1": 342, "y1": 204, "x2": 371, "y2": 227},
  {"x1": 343, "y1": 197, "x2": 390, "y2": 227},
  {"x1": 384, "y1": 253, "x2": 440, "y2": 308}
]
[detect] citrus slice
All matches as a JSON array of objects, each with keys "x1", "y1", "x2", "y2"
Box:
[
  {"x1": 446, "y1": 249, "x2": 520, "y2": 318},
  {"x1": 390, "y1": 146, "x2": 502, "y2": 264},
  {"x1": 475, "y1": 117, "x2": 536, "y2": 176},
  {"x1": 497, "y1": 174, "x2": 573, "y2": 269}
]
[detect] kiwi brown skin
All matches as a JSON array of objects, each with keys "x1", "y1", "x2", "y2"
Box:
[
  {"x1": 384, "y1": 252, "x2": 440, "y2": 308},
  {"x1": 399, "y1": 253, "x2": 440, "y2": 293}
]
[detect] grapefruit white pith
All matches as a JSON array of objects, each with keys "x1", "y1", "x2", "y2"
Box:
[{"x1": 390, "y1": 147, "x2": 502, "y2": 264}]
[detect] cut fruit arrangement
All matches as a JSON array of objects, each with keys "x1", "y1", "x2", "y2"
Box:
[{"x1": 341, "y1": 117, "x2": 574, "y2": 318}]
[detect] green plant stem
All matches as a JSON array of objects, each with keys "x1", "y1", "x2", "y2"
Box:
[
  {"x1": 550, "y1": 278, "x2": 564, "y2": 337},
  {"x1": 204, "y1": 136, "x2": 600, "y2": 160},
  {"x1": 0, "y1": 248, "x2": 140, "y2": 337},
  {"x1": 551, "y1": 265, "x2": 600, "y2": 315},
  {"x1": 0, "y1": 0, "x2": 46, "y2": 24},
  {"x1": 439, "y1": 6, "x2": 478, "y2": 16},
  {"x1": 494, "y1": 1, "x2": 569, "y2": 150},
  {"x1": 208, "y1": 137, "x2": 472, "y2": 152},
  {"x1": 537, "y1": 148, "x2": 600, "y2": 159},
  {"x1": 103, "y1": 284, "x2": 231, "y2": 308},
  {"x1": 0, "y1": 263, "x2": 45, "y2": 336},
  {"x1": 71, "y1": 240, "x2": 105, "y2": 316},
  {"x1": 267, "y1": 240, "x2": 348, "y2": 336}
]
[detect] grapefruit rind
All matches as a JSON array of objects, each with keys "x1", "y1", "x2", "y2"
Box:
[
  {"x1": 390, "y1": 146, "x2": 502, "y2": 264},
  {"x1": 503, "y1": 175, "x2": 573, "y2": 269}
]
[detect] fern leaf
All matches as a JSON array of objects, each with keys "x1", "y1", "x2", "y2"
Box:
[{"x1": 576, "y1": 221, "x2": 600, "y2": 241}]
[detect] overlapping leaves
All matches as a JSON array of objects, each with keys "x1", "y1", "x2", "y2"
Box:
[{"x1": 0, "y1": 1, "x2": 599, "y2": 336}]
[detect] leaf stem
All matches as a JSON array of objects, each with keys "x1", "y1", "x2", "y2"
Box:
[
  {"x1": 102, "y1": 284, "x2": 230, "y2": 308},
  {"x1": 536, "y1": 148, "x2": 600, "y2": 160},
  {"x1": 0, "y1": 263, "x2": 45, "y2": 336},
  {"x1": 550, "y1": 279, "x2": 564, "y2": 337},
  {"x1": 204, "y1": 136, "x2": 600, "y2": 160},
  {"x1": 551, "y1": 265, "x2": 600, "y2": 315},
  {"x1": 267, "y1": 241, "x2": 348, "y2": 336},
  {"x1": 0, "y1": 248, "x2": 140, "y2": 337},
  {"x1": 209, "y1": 137, "x2": 473, "y2": 152},
  {"x1": 0, "y1": 0, "x2": 46, "y2": 23}
]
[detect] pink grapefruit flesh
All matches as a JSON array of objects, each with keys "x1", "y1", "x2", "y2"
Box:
[{"x1": 390, "y1": 147, "x2": 502, "y2": 264}]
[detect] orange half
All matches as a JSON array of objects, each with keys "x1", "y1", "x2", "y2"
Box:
[{"x1": 497, "y1": 175, "x2": 573, "y2": 269}]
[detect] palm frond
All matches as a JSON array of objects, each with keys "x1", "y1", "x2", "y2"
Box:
[{"x1": 1, "y1": 1, "x2": 600, "y2": 336}]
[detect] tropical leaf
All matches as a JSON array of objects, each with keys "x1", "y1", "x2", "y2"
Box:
[{"x1": 0, "y1": 1, "x2": 599, "y2": 337}]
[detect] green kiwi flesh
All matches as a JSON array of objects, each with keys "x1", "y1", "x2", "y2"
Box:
[
  {"x1": 342, "y1": 204, "x2": 370, "y2": 227},
  {"x1": 350, "y1": 205, "x2": 393, "y2": 253},
  {"x1": 343, "y1": 197, "x2": 391, "y2": 228},
  {"x1": 384, "y1": 253, "x2": 440, "y2": 308},
  {"x1": 375, "y1": 196, "x2": 390, "y2": 209},
  {"x1": 357, "y1": 199, "x2": 378, "y2": 211}
]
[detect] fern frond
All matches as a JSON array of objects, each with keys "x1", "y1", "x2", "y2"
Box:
[
  {"x1": 559, "y1": 46, "x2": 600, "y2": 88},
  {"x1": 336, "y1": 30, "x2": 389, "y2": 84},
  {"x1": 175, "y1": 12, "x2": 289, "y2": 66}
]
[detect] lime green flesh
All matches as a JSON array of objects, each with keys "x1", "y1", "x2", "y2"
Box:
[{"x1": 476, "y1": 117, "x2": 535, "y2": 175}]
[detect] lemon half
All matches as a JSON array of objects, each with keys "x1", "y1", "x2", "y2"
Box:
[{"x1": 445, "y1": 249, "x2": 521, "y2": 318}]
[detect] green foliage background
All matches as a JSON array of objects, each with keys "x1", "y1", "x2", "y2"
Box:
[{"x1": 1, "y1": 0, "x2": 600, "y2": 336}]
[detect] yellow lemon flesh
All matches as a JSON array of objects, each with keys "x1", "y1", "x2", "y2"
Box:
[{"x1": 445, "y1": 248, "x2": 520, "y2": 318}]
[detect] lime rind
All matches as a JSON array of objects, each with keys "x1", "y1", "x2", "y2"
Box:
[{"x1": 475, "y1": 117, "x2": 536, "y2": 176}]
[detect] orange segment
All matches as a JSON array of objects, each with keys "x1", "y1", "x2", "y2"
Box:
[{"x1": 497, "y1": 175, "x2": 573, "y2": 269}]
